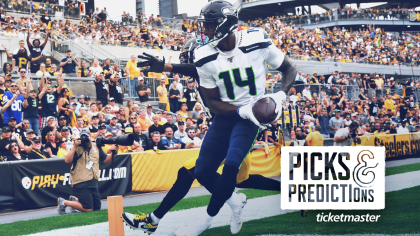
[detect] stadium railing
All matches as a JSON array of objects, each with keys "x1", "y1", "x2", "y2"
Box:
[
  {"x1": 279, "y1": 12, "x2": 410, "y2": 26},
  {"x1": 286, "y1": 53, "x2": 420, "y2": 68},
  {"x1": 3, "y1": 2, "x2": 81, "y2": 20}
]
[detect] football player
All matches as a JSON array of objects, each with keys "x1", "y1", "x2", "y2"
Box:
[
  {"x1": 121, "y1": 37, "x2": 288, "y2": 235},
  {"x1": 132, "y1": 2, "x2": 296, "y2": 235}
]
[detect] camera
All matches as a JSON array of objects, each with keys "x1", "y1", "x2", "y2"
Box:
[{"x1": 96, "y1": 134, "x2": 135, "y2": 147}]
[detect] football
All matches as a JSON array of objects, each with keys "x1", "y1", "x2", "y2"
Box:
[{"x1": 252, "y1": 97, "x2": 278, "y2": 124}]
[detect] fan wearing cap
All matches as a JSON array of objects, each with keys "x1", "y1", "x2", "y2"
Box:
[
  {"x1": 397, "y1": 119, "x2": 410, "y2": 134},
  {"x1": 106, "y1": 115, "x2": 121, "y2": 137},
  {"x1": 57, "y1": 115, "x2": 73, "y2": 135},
  {"x1": 183, "y1": 77, "x2": 198, "y2": 112},
  {"x1": 135, "y1": 76, "x2": 151, "y2": 104},
  {"x1": 94, "y1": 71, "x2": 108, "y2": 106},
  {"x1": 88, "y1": 115, "x2": 100, "y2": 133},
  {"x1": 196, "y1": 111, "x2": 211, "y2": 129},
  {"x1": 23, "y1": 83, "x2": 41, "y2": 135},
  {"x1": 27, "y1": 136, "x2": 47, "y2": 160},
  {"x1": 57, "y1": 129, "x2": 116, "y2": 214},
  {"x1": 0, "y1": 126, "x2": 25, "y2": 159},
  {"x1": 60, "y1": 49, "x2": 79, "y2": 77},
  {"x1": 2, "y1": 81, "x2": 24, "y2": 126},
  {"x1": 108, "y1": 97, "x2": 119, "y2": 112}
]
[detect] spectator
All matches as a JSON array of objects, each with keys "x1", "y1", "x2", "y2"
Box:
[
  {"x1": 397, "y1": 119, "x2": 410, "y2": 134},
  {"x1": 196, "y1": 111, "x2": 211, "y2": 129},
  {"x1": 94, "y1": 72, "x2": 108, "y2": 106},
  {"x1": 163, "y1": 114, "x2": 178, "y2": 133},
  {"x1": 106, "y1": 115, "x2": 121, "y2": 137},
  {"x1": 27, "y1": 28, "x2": 49, "y2": 73},
  {"x1": 145, "y1": 104, "x2": 155, "y2": 123},
  {"x1": 198, "y1": 125, "x2": 208, "y2": 140},
  {"x1": 137, "y1": 110, "x2": 151, "y2": 131},
  {"x1": 169, "y1": 74, "x2": 184, "y2": 109},
  {"x1": 190, "y1": 103, "x2": 203, "y2": 122},
  {"x1": 7, "y1": 117, "x2": 24, "y2": 141},
  {"x1": 6, "y1": 141, "x2": 27, "y2": 161},
  {"x1": 2, "y1": 81, "x2": 24, "y2": 126},
  {"x1": 146, "y1": 131, "x2": 166, "y2": 150},
  {"x1": 108, "y1": 97, "x2": 119, "y2": 112},
  {"x1": 108, "y1": 73, "x2": 123, "y2": 107},
  {"x1": 27, "y1": 136, "x2": 47, "y2": 159},
  {"x1": 174, "y1": 121, "x2": 186, "y2": 140},
  {"x1": 132, "y1": 123, "x2": 148, "y2": 150},
  {"x1": 329, "y1": 110, "x2": 343, "y2": 138},
  {"x1": 39, "y1": 74, "x2": 62, "y2": 131},
  {"x1": 2, "y1": 41, "x2": 30, "y2": 72},
  {"x1": 136, "y1": 76, "x2": 151, "y2": 104},
  {"x1": 169, "y1": 80, "x2": 181, "y2": 113},
  {"x1": 161, "y1": 126, "x2": 185, "y2": 150},
  {"x1": 77, "y1": 60, "x2": 90, "y2": 77},
  {"x1": 16, "y1": 68, "x2": 33, "y2": 94},
  {"x1": 125, "y1": 55, "x2": 140, "y2": 98},
  {"x1": 334, "y1": 122, "x2": 359, "y2": 146},
  {"x1": 305, "y1": 125, "x2": 324, "y2": 146},
  {"x1": 156, "y1": 78, "x2": 168, "y2": 111},
  {"x1": 148, "y1": 115, "x2": 165, "y2": 138},
  {"x1": 266, "y1": 121, "x2": 281, "y2": 146},
  {"x1": 57, "y1": 136, "x2": 69, "y2": 158},
  {"x1": 72, "y1": 115, "x2": 86, "y2": 138},
  {"x1": 22, "y1": 128, "x2": 35, "y2": 153},
  {"x1": 45, "y1": 131, "x2": 58, "y2": 156},
  {"x1": 182, "y1": 127, "x2": 202, "y2": 149},
  {"x1": 302, "y1": 85, "x2": 312, "y2": 101},
  {"x1": 35, "y1": 63, "x2": 51, "y2": 77},
  {"x1": 60, "y1": 50, "x2": 79, "y2": 76}
]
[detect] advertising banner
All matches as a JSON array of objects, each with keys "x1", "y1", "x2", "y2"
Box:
[{"x1": 11, "y1": 155, "x2": 132, "y2": 209}]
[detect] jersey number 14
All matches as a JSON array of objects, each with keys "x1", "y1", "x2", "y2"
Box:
[{"x1": 218, "y1": 67, "x2": 256, "y2": 100}]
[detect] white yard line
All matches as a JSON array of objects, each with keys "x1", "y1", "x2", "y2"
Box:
[{"x1": 25, "y1": 171, "x2": 420, "y2": 236}]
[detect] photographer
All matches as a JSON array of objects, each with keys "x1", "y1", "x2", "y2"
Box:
[
  {"x1": 333, "y1": 122, "x2": 359, "y2": 146},
  {"x1": 57, "y1": 129, "x2": 115, "y2": 215}
]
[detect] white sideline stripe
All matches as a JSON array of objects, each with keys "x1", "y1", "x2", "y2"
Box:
[{"x1": 25, "y1": 171, "x2": 420, "y2": 236}]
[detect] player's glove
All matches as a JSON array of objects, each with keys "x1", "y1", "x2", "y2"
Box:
[
  {"x1": 238, "y1": 97, "x2": 265, "y2": 129},
  {"x1": 137, "y1": 52, "x2": 165, "y2": 74},
  {"x1": 261, "y1": 91, "x2": 286, "y2": 121}
]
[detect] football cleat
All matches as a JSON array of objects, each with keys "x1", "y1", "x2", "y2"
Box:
[
  {"x1": 301, "y1": 210, "x2": 308, "y2": 218},
  {"x1": 229, "y1": 193, "x2": 247, "y2": 234},
  {"x1": 121, "y1": 212, "x2": 158, "y2": 234},
  {"x1": 57, "y1": 197, "x2": 67, "y2": 215},
  {"x1": 68, "y1": 195, "x2": 80, "y2": 213}
]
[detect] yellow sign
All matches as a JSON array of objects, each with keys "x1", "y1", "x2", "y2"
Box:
[{"x1": 354, "y1": 133, "x2": 420, "y2": 158}]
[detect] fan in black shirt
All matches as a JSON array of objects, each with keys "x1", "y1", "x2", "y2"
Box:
[
  {"x1": 108, "y1": 73, "x2": 123, "y2": 104},
  {"x1": 94, "y1": 72, "x2": 109, "y2": 106},
  {"x1": 146, "y1": 132, "x2": 166, "y2": 150}
]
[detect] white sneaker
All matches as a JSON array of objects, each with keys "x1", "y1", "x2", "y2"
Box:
[
  {"x1": 174, "y1": 215, "x2": 213, "y2": 236},
  {"x1": 227, "y1": 192, "x2": 247, "y2": 234}
]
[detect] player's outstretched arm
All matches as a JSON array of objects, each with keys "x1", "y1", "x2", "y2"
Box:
[{"x1": 138, "y1": 52, "x2": 199, "y2": 78}]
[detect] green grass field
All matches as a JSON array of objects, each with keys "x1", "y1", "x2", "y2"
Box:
[
  {"x1": 0, "y1": 162, "x2": 419, "y2": 236},
  {"x1": 202, "y1": 185, "x2": 420, "y2": 236}
]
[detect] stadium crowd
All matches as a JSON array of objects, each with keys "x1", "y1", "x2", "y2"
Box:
[
  {"x1": 242, "y1": 17, "x2": 420, "y2": 66},
  {"x1": 0, "y1": 4, "x2": 419, "y2": 161}
]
